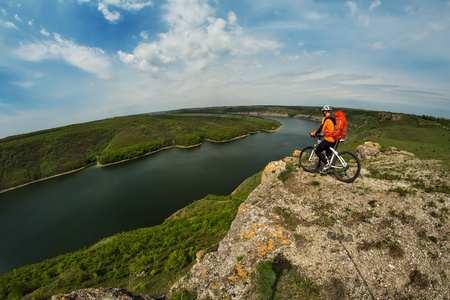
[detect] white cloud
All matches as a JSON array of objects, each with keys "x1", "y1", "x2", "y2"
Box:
[
  {"x1": 0, "y1": 19, "x2": 18, "y2": 29},
  {"x1": 345, "y1": 1, "x2": 358, "y2": 17},
  {"x1": 14, "y1": 33, "x2": 113, "y2": 79},
  {"x1": 11, "y1": 81, "x2": 34, "y2": 88},
  {"x1": 40, "y1": 28, "x2": 50, "y2": 36},
  {"x1": 295, "y1": 49, "x2": 327, "y2": 60},
  {"x1": 140, "y1": 31, "x2": 149, "y2": 40},
  {"x1": 119, "y1": 0, "x2": 281, "y2": 74},
  {"x1": 82, "y1": 0, "x2": 153, "y2": 23},
  {"x1": 369, "y1": 0, "x2": 381, "y2": 10},
  {"x1": 98, "y1": 2, "x2": 121, "y2": 23},
  {"x1": 286, "y1": 55, "x2": 300, "y2": 61},
  {"x1": 14, "y1": 14, "x2": 22, "y2": 22}
]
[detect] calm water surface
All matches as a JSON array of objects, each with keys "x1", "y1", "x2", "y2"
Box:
[{"x1": 0, "y1": 117, "x2": 318, "y2": 274}]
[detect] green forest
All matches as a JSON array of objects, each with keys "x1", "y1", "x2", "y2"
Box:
[{"x1": 0, "y1": 113, "x2": 281, "y2": 191}]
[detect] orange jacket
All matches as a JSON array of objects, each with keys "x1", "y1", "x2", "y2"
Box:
[{"x1": 312, "y1": 116, "x2": 335, "y2": 143}]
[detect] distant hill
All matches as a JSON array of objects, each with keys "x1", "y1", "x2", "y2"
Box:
[
  {"x1": 174, "y1": 105, "x2": 450, "y2": 161},
  {"x1": 0, "y1": 113, "x2": 281, "y2": 192}
]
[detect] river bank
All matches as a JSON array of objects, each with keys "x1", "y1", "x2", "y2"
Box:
[
  {"x1": 95, "y1": 128, "x2": 280, "y2": 167},
  {"x1": 0, "y1": 127, "x2": 282, "y2": 194}
]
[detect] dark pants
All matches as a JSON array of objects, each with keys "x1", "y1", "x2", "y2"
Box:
[{"x1": 315, "y1": 140, "x2": 336, "y2": 165}]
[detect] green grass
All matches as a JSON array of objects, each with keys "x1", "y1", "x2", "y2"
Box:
[
  {"x1": 254, "y1": 255, "x2": 322, "y2": 300},
  {"x1": 0, "y1": 172, "x2": 263, "y2": 300},
  {"x1": 342, "y1": 113, "x2": 450, "y2": 162}
]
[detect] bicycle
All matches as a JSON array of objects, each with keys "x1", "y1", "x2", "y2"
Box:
[{"x1": 299, "y1": 136, "x2": 361, "y2": 183}]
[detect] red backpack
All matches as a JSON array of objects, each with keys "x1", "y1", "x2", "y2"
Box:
[{"x1": 330, "y1": 111, "x2": 347, "y2": 139}]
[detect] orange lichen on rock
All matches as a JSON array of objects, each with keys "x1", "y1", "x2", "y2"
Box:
[{"x1": 235, "y1": 263, "x2": 247, "y2": 277}]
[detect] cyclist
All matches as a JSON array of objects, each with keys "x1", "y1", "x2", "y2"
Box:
[{"x1": 310, "y1": 105, "x2": 336, "y2": 174}]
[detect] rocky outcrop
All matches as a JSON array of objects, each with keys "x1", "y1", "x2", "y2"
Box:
[
  {"x1": 170, "y1": 159, "x2": 293, "y2": 299},
  {"x1": 170, "y1": 150, "x2": 449, "y2": 299},
  {"x1": 377, "y1": 112, "x2": 404, "y2": 122},
  {"x1": 356, "y1": 141, "x2": 415, "y2": 160}
]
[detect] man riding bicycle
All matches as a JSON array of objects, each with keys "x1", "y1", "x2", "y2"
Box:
[{"x1": 310, "y1": 105, "x2": 336, "y2": 174}]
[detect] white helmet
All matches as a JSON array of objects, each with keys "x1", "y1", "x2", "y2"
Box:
[{"x1": 321, "y1": 105, "x2": 332, "y2": 112}]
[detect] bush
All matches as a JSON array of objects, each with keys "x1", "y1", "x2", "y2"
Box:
[{"x1": 166, "y1": 249, "x2": 187, "y2": 270}]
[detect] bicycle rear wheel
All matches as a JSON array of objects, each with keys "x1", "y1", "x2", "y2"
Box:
[
  {"x1": 333, "y1": 151, "x2": 361, "y2": 183},
  {"x1": 299, "y1": 146, "x2": 321, "y2": 173}
]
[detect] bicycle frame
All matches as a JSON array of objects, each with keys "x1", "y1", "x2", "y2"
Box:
[{"x1": 309, "y1": 137, "x2": 347, "y2": 169}]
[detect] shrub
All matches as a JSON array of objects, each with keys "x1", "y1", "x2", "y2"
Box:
[{"x1": 166, "y1": 249, "x2": 187, "y2": 271}]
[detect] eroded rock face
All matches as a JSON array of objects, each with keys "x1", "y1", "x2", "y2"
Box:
[
  {"x1": 171, "y1": 160, "x2": 292, "y2": 299},
  {"x1": 356, "y1": 141, "x2": 414, "y2": 160}
]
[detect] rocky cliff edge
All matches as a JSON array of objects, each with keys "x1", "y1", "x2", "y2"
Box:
[{"x1": 170, "y1": 144, "x2": 449, "y2": 299}]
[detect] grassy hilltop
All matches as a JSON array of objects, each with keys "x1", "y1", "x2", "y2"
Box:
[
  {"x1": 0, "y1": 113, "x2": 281, "y2": 191},
  {"x1": 0, "y1": 106, "x2": 449, "y2": 299},
  {"x1": 175, "y1": 105, "x2": 450, "y2": 161}
]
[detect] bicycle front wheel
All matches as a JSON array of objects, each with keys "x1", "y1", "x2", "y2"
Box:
[
  {"x1": 299, "y1": 146, "x2": 321, "y2": 173},
  {"x1": 333, "y1": 151, "x2": 361, "y2": 183}
]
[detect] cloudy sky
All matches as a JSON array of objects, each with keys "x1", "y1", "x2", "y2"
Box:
[{"x1": 0, "y1": 0, "x2": 449, "y2": 138}]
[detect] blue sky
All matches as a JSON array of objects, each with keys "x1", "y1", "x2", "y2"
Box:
[{"x1": 0, "y1": 0, "x2": 449, "y2": 138}]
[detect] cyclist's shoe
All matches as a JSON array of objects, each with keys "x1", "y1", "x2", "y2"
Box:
[{"x1": 319, "y1": 163, "x2": 331, "y2": 174}]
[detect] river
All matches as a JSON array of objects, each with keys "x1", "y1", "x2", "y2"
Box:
[{"x1": 0, "y1": 117, "x2": 318, "y2": 274}]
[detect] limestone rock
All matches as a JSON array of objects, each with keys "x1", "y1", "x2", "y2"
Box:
[
  {"x1": 356, "y1": 141, "x2": 415, "y2": 160},
  {"x1": 170, "y1": 154, "x2": 449, "y2": 299},
  {"x1": 356, "y1": 142, "x2": 381, "y2": 160}
]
